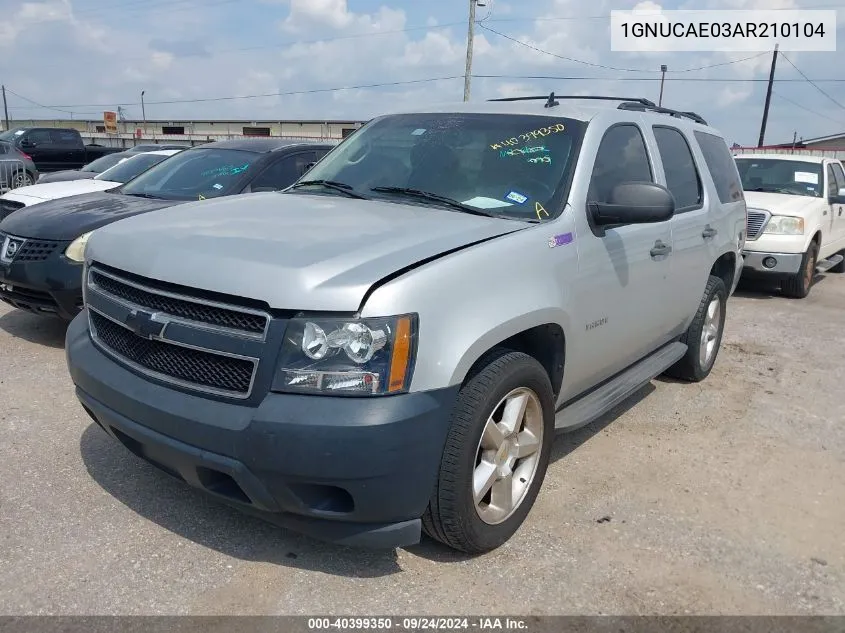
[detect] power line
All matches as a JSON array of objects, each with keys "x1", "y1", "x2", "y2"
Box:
[
  {"x1": 771, "y1": 90, "x2": 845, "y2": 127},
  {"x1": 477, "y1": 24, "x2": 770, "y2": 73},
  {"x1": 9, "y1": 74, "x2": 845, "y2": 114},
  {"x1": 481, "y1": 3, "x2": 843, "y2": 23},
  {"x1": 2, "y1": 87, "x2": 97, "y2": 117},
  {"x1": 778, "y1": 52, "x2": 845, "y2": 112},
  {"x1": 472, "y1": 74, "x2": 845, "y2": 83},
  {"x1": 477, "y1": 24, "x2": 653, "y2": 73},
  {"x1": 5, "y1": 77, "x2": 464, "y2": 110}
]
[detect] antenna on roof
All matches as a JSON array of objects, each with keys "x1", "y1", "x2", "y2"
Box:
[{"x1": 544, "y1": 92, "x2": 559, "y2": 108}]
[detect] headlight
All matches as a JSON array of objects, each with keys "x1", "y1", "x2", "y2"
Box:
[
  {"x1": 64, "y1": 231, "x2": 93, "y2": 263},
  {"x1": 272, "y1": 314, "x2": 417, "y2": 395},
  {"x1": 763, "y1": 215, "x2": 804, "y2": 235}
]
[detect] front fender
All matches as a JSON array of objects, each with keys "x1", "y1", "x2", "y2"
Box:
[{"x1": 360, "y1": 222, "x2": 577, "y2": 393}]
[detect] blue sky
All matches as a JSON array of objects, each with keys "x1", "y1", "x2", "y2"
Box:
[{"x1": 0, "y1": 0, "x2": 843, "y2": 146}]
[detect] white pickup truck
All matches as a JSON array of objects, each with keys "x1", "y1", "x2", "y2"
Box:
[{"x1": 735, "y1": 153, "x2": 845, "y2": 298}]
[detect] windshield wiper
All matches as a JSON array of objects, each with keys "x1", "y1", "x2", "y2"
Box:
[
  {"x1": 370, "y1": 187, "x2": 501, "y2": 218},
  {"x1": 748, "y1": 187, "x2": 801, "y2": 196},
  {"x1": 290, "y1": 180, "x2": 369, "y2": 199},
  {"x1": 122, "y1": 192, "x2": 162, "y2": 199}
]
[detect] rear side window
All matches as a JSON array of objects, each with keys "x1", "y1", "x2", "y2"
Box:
[
  {"x1": 694, "y1": 131, "x2": 743, "y2": 204},
  {"x1": 51, "y1": 130, "x2": 80, "y2": 146},
  {"x1": 588, "y1": 124, "x2": 653, "y2": 204},
  {"x1": 653, "y1": 127, "x2": 702, "y2": 211}
]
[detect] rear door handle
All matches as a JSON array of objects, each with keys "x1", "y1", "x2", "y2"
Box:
[
  {"x1": 650, "y1": 240, "x2": 672, "y2": 258},
  {"x1": 702, "y1": 226, "x2": 718, "y2": 239}
]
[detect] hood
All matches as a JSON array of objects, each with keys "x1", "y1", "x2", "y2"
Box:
[
  {"x1": 3, "y1": 178, "x2": 121, "y2": 203},
  {"x1": 0, "y1": 191, "x2": 181, "y2": 240},
  {"x1": 744, "y1": 191, "x2": 823, "y2": 216},
  {"x1": 86, "y1": 192, "x2": 529, "y2": 311},
  {"x1": 37, "y1": 171, "x2": 97, "y2": 184}
]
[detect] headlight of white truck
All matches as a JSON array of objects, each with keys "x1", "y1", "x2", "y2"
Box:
[
  {"x1": 763, "y1": 215, "x2": 804, "y2": 235},
  {"x1": 65, "y1": 231, "x2": 93, "y2": 263},
  {"x1": 273, "y1": 314, "x2": 417, "y2": 395}
]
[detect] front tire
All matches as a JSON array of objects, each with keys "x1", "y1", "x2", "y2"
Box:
[
  {"x1": 664, "y1": 275, "x2": 727, "y2": 383},
  {"x1": 422, "y1": 350, "x2": 554, "y2": 554},
  {"x1": 781, "y1": 241, "x2": 818, "y2": 298}
]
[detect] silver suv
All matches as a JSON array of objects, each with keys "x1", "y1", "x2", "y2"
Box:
[{"x1": 65, "y1": 94, "x2": 746, "y2": 553}]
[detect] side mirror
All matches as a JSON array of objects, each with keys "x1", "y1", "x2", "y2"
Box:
[{"x1": 590, "y1": 182, "x2": 675, "y2": 227}]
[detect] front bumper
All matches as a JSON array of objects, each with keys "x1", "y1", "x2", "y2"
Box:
[
  {"x1": 0, "y1": 237, "x2": 81, "y2": 319},
  {"x1": 741, "y1": 250, "x2": 803, "y2": 275},
  {"x1": 66, "y1": 313, "x2": 459, "y2": 549}
]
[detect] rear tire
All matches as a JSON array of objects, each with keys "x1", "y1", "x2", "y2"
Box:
[
  {"x1": 781, "y1": 241, "x2": 818, "y2": 298},
  {"x1": 664, "y1": 275, "x2": 727, "y2": 383},
  {"x1": 422, "y1": 349, "x2": 554, "y2": 554}
]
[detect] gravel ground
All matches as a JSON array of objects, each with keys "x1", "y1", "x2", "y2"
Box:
[{"x1": 0, "y1": 274, "x2": 843, "y2": 616}]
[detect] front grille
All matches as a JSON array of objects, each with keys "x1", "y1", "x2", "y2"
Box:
[
  {"x1": 90, "y1": 311, "x2": 256, "y2": 396},
  {"x1": 746, "y1": 209, "x2": 769, "y2": 241},
  {"x1": 89, "y1": 269, "x2": 268, "y2": 336},
  {"x1": 14, "y1": 239, "x2": 60, "y2": 262}
]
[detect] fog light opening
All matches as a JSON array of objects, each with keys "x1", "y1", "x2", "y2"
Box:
[{"x1": 763, "y1": 257, "x2": 778, "y2": 269}]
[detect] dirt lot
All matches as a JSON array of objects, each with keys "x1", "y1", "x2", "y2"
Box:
[{"x1": 0, "y1": 275, "x2": 843, "y2": 616}]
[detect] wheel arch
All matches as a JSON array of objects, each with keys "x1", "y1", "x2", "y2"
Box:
[
  {"x1": 449, "y1": 311, "x2": 569, "y2": 399},
  {"x1": 710, "y1": 250, "x2": 737, "y2": 294}
]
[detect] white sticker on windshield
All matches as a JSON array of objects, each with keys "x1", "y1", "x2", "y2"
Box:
[
  {"x1": 795, "y1": 171, "x2": 818, "y2": 185},
  {"x1": 506, "y1": 191, "x2": 528, "y2": 204},
  {"x1": 463, "y1": 196, "x2": 513, "y2": 209},
  {"x1": 213, "y1": 183, "x2": 223, "y2": 190},
  {"x1": 411, "y1": 128, "x2": 427, "y2": 135},
  {"x1": 14, "y1": 130, "x2": 24, "y2": 136}
]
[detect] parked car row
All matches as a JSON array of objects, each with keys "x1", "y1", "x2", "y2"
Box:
[
  {"x1": 0, "y1": 137, "x2": 333, "y2": 319},
  {"x1": 1, "y1": 95, "x2": 843, "y2": 556}
]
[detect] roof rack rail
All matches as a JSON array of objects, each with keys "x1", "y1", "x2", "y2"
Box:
[
  {"x1": 617, "y1": 101, "x2": 708, "y2": 125},
  {"x1": 489, "y1": 93, "x2": 656, "y2": 108}
]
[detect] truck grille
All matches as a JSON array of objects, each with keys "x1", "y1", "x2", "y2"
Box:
[
  {"x1": 89, "y1": 269, "x2": 267, "y2": 336},
  {"x1": 746, "y1": 209, "x2": 770, "y2": 241},
  {"x1": 86, "y1": 264, "x2": 269, "y2": 399},
  {"x1": 90, "y1": 312, "x2": 256, "y2": 396}
]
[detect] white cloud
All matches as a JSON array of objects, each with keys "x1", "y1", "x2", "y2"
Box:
[{"x1": 0, "y1": 0, "x2": 842, "y2": 146}]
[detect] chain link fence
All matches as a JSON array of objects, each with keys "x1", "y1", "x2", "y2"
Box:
[{"x1": 0, "y1": 159, "x2": 31, "y2": 194}]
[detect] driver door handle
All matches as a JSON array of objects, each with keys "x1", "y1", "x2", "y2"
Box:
[
  {"x1": 650, "y1": 240, "x2": 672, "y2": 258},
  {"x1": 702, "y1": 225, "x2": 718, "y2": 239}
]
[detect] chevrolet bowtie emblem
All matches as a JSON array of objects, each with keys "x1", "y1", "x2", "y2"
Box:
[{"x1": 124, "y1": 309, "x2": 166, "y2": 339}]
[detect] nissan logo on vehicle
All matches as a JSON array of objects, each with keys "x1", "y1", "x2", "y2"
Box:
[{"x1": 1, "y1": 236, "x2": 25, "y2": 263}]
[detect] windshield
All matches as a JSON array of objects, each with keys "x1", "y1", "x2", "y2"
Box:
[
  {"x1": 96, "y1": 153, "x2": 173, "y2": 184},
  {"x1": 0, "y1": 128, "x2": 25, "y2": 141},
  {"x1": 82, "y1": 153, "x2": 128, "y2": 173},
  {"x1": 735, "y1": 158, "x2": 824, "y2": 198},
  {"x1": 120, "y1": 148, "x2": 260, "y2": 200},
  {"x1": 296, "y1": 113, "x2": 585, "y2": 220}
]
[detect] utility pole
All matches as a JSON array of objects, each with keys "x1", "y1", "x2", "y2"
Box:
[
  {"x1": 658, "y1": 64, "x2": 668, "y2": 107},
  {"x1": 757, "y1": 44, "x2": 779, "y2": 148},
  {"x1": 791, "y1": 130, "x2": 797, "y2": 153},
  {"x1": 1, "y1": 85, "x2": 9, "y2": 131},
  {"x1": 141, "y1": 90, "x2": 146, "y2": 135},
  {"x1": 463, "y1": 0, "x2": 478, "y2": 102}
]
